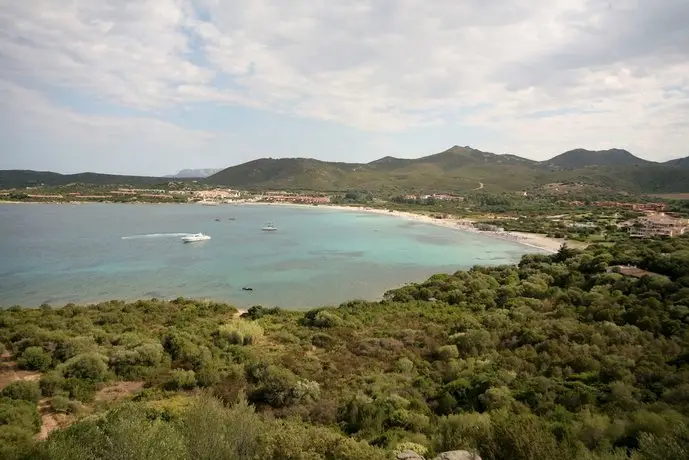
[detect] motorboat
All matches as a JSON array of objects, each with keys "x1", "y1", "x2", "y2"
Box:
[
  {"x1": 181, "y1": 233, "x2": 211, "y2": 243},
  {"x1": 261, "y1": 223, "x2": 277, "y2": 232}
]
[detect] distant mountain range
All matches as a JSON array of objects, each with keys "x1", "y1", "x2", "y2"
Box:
[
  {"x1": 205, "y1": 146, "x2": 689, "y2": 193},
  {"x1": 165, "y1": 168, "x2": 222, "y2": 179},
  {"x1": 2, "y1": 146, "x2": 689, "y2": 193},
  {"x1": 0, "y1": 170, "x2": 169, "y2": 189}
]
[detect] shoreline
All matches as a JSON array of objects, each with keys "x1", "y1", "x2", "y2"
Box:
[
  {"x1": 240, "y1": 201, "x2": 573, "y2": 253},
  {"x1": 1, "y1": 199, "x2": 575, "y2": 253}
]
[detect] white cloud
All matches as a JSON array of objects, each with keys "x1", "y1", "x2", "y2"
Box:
[
  {"x1": 0, "y1": 0, "x2": 688, "y2": 161},
  {"x1": 0, "y1": 79, "x2": 218, "y2": 174}
]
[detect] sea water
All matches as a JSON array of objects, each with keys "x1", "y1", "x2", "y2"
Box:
[{"x1": 0, "y1": 204, "x2": 542, "y2": 308}]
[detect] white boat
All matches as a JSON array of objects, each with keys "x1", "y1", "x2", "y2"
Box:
[
  {"x1": 182, "y1": 233, "x2": 211, "y2": 243},
  {"x1": 200, "y1": 200, "x2": 218, "y2": 206},
  {"x1": 261, "y1": 223, "x2": 277, "y2": 232}
]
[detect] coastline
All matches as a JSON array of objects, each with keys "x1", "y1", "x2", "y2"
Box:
[{"x1": 239, "y1": 201, "x2": 574, "y2": 253}]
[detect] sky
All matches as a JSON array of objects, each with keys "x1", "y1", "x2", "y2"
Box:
[{"x1": 0, "y1": 0, "x2": 688, "y2": 176}]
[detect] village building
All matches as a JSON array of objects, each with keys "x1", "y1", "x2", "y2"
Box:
[
  {"x1": 627, "y1": 213, "x2": 689, "y2": 238},
  {"x1": 194, "y1": 189, "x2": 241, "y2": 200}
]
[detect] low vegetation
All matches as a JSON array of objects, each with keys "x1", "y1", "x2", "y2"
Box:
[{"x1": 1, "y1": 236, "x2": 689, "y2": 459}]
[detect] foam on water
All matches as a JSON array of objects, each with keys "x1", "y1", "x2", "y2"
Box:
[{"x1": 121, "y1": 232, "x2": 192, "y2": 240}]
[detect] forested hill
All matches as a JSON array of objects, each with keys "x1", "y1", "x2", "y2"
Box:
[
  {"x1": 204, "y1": 146, "x2": 689, "y2": 193},
  {"x1": 0, "y1": 170, "x2": 171, "y2": 189},
  {"x1": 1, "y1": 236, "x2": 689, "y2": 459},
  {"x1": 5, "y1": 146, "x2": 689, "y2": 194}
]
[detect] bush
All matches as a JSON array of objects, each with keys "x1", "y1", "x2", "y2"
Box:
[
  {"x1": 393, "y1": 357, "x2": 415, "y2": 373},
  {"x1": 16, "y1": 346, "x2": 52, "y2": 371},
  {"x1": 109, "y1": 342, "x2": 166, "y2": 380},
  {"x1": 436, "y1": 345, "x2": 459, "y2": 361},
  {"x1": 39, "y1": 372, "x2": 65, "y2": 397},
  {"x1": 60, "y1": 353, "x2": 109, "y2": 382},
  {"x1": 313, "y1": 311, "x2": 343, "y2": 328},
  {"x1": 41, "y1": 404, "x2": 187, "y2": 460},
  {"x1": 312, "y1": 333, "x2": 336, "y2": 349},
  {"x1": 216, "y1": 321, "x2": 264, "y2": 346},
  {"x1": 241, "y1": 305, "x2": 281, "y2": 320},
  {"x1": 62, "y1": 378, "x2": 97, "y2": 402},
  {"x1": 303, "y1": 308, "x2": 344, "y2": 328},
  {"x1": 50, "y1": 395, "x2": 77, "y2": 414},
  {"x1": 435, "y1": 412, "x2": 492, "y2": 454},
  {"x1": 1, "y1": 381, "x2": 41, "y2": 403},
  {"x1": 180, "y1": 395, "x2": 264, "y2": 459},
  {"x1": 0, "y1": 425, "x2": 36, "y2": 460},
  {"x1": 246, "y1": 364, "x2": 312, "y2": 408},
  {"x1": 0, "y1": 397, "x2": 41, "y2": 433},
  {"x1": 165, "y1": 369, "x2": 197, "y2": 391}
]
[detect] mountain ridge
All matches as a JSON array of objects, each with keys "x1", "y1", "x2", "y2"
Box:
[
  {"x1": 3, "y1": 147, "x2": 689, "y2": 193},
  {"x1": 542, "y1": 148, "x2": 651, "y2": 169},
  {"x1": 205, "y1": 146, "x2": 689, "y2": 193}
]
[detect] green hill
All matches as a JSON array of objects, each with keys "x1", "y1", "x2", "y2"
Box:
[
  {"x1": 542, "y1": 148, "x2": 651, "y2": 169},
  {"x1": 0, "y1": 170, "x2": 172, "y2": 189},
  {"x1": 207, "y1": 146, "x2": 689, "y2": 193},
  {"x1": 4, "y1": 147, "x2": 689, "y2": 194},
  {"x1": 663, "y1": 156, "x2": 689, "y2": 168}
]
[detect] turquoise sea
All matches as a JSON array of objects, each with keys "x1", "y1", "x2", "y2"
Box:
[{"x1": 0, "y1": 204, "x2": 542, "y2": 308}]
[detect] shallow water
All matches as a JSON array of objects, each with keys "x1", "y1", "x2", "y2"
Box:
[{"x1": 0, "y1": 203, "x2": 542, "y2": 308}]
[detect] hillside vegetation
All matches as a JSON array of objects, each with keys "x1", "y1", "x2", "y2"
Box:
[
  {"x1": 0, "y1": 170, "x2": 172, "y2": 189},
  {"x1": 1, "y1": 237, "x2": 689, "y2": 459},
  {"x1": 5, "y1": 146, "x2": 689, "y2": 194},
  {"x1": 205, "y1": 146, "x2": 689, "y2": 193}
]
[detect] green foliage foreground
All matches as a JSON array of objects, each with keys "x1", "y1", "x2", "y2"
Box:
[{"x1": 1, "y1": 237, "x2": 689, "y2": 459}]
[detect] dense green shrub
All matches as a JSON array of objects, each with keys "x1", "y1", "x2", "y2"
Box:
[
  {"x1": 39, "y1": 371, "x2": 65, "y2": 397},
  {"x1": 49, "y1": 395, "x2": 70, "y2": 413},
  {"x1": 304, "y1": 309, "x2": 344, "y2": 328},
  {"x1": 0, "y1": 397, "x2": 41, "y2": 433},
  {"x1": 216, "y1": 321, "x2": 264, "y2": 346},
  {"x1": 1, "y1": 381, "x2": 41, "y2": 403},
  {"x1": 109, "y1": 342, "x2": 166, "y2": 379},
  {"x1": 16, "y1": 346, "x2": 52, "y2": 371},
  {"x1": 0, "y1": 425, "x2": 36, "y2": 460},
  {"x1": 165, "y1": 370, "x2": 197, "y2": 391},
  {"x1": 60, "y1": 353, "x2": 109, "y2": 382}
]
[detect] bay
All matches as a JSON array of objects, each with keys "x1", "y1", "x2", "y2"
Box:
[{"x1": 0, "y1": 203, "x2": 542, "y2": 308}]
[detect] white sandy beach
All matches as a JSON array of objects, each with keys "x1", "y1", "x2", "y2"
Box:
[{"x1": 240, "y1": 201, "x2": 577, "y2": 253}]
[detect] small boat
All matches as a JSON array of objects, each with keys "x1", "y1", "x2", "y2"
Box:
[
  {"x1": 200, "y1": 201, "x2": 218, "y2": 206},
  {"x1": 242, "y1": 287, "x2": 253, "y2": 291},
  {"x1": 214, "y1": 218, "x2": 221, "y2": 222},
  {"x1": 228, "y1": 217, "x2": 236, "y2": 221},
  {"x1": 181, "y1": 233, "x2": 211, "y2": 243},
  {"x1": 261, "y1": 223, "x2": 277, "y2": 232}
]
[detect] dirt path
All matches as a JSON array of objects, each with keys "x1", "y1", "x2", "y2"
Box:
[
  {"x1": 473, "y1": 182, "x2": 484, "y2": 190},
  {"x1": 0, "y1": 354, "x2": 41, "y2": 390},
  {"x1": 94, "y1": 381, "x2": 145, "y2": 402}
]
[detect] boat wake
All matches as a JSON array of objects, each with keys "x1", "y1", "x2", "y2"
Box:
[{"x1": 121, "y1": 233, "x2": 191, "y2": 240}]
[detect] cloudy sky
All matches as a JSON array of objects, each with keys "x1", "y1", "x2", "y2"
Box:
[{"x1": 1, "y1": 0, "x2": 687, "y2": 175}]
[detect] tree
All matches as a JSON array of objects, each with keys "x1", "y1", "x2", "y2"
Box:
[{"x1": 17, "y1": 346, "x2": 52, "y2": 372}]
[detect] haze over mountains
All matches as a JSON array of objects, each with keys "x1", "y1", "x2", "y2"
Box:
[
  {"x1": 165, "y1": 168, "x2": 222, "y2": 179},
  {"x1": 2, "y1": 146, "x2": 689, "y2": 193}
]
